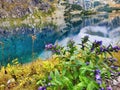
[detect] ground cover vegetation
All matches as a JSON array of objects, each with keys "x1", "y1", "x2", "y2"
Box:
[{"x1": 0, "y1": 36, "x2": 120, "y2": 90}]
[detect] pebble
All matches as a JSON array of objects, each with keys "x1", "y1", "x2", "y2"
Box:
[
  {"x1": 113, "y1": 79, "x2": 118, "y2": 85},
  {"x1": 117, "y1": 76, "x2": 120, "y2": 82},
  {"x1": 112, "y1": 76, "x2": 120, "y2": 90},
  {"x1": 7, "y1": 78, "x2": 15, "y2": 84}
]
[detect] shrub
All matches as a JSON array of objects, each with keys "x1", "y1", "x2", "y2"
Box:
[
  {"x1": 0, "y1": 58, "x2": 59, "y2": 90},
  {"x1": 43, "y1": 36, "x2": 120, "y2": 90}
]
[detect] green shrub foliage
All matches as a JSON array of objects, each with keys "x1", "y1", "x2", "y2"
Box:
[{"x1": 43, "y1": 36, "x2": 120, "y2": 90}]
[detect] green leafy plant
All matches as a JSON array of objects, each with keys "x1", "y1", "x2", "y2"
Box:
[
  {"x1": 0, "y1": 36, "x2": 120, "y2": 90},
  {"x1": 45, "y1": 36, "x2": 120, "y2": 90}
]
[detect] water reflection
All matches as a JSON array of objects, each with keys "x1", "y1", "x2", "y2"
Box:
[
  {"x1": 0, "y1": 27, "x2": 62, "y2": 65},
  {"x1": 58, "y1": 13, "x2": 120, "y2": 46},
  {"x1": 0, "y1": 12, "x2": 120, "y2": 65}
]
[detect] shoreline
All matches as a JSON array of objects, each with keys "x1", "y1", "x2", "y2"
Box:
[{"x1": 0, "y1": 5, "x2": 65, "y2": 30}]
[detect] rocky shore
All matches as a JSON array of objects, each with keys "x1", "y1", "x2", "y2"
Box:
[
  {"x1": 0, "y1": 0, "x2": 55, "y2": 18},
  {"x1": 0, "y1": 0, "x2": 66, "y2": 30}
]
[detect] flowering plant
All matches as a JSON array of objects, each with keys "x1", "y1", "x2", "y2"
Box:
[{"x1": 44, "y1": 36, "x2": 120, "y2": 90}]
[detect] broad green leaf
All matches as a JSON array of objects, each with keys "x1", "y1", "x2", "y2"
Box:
[
  {"x1": 36, "y1": 80, "x2": 42, "y2": 85},
  {"x1": 106, "y1": 71, "x2": 111, "y2": 78},
  {"x1": 73, "y1": 82, "x2": 86, "y2": 90},
  {"x1": 80, "y1": 69, "x2": 86, "y2": 76},
  {"x1": 66, "y1": 72, "x2": 73, "y2": 80},
  {"x1": 55, "y1": 69, "x2": 60, "y2": 77},
  {"x1": 74, "y1": 60, "x2": 83, "y2": 65},
  {"x1": 74, "y1": 71, "x2": 79, "y2": 79},
  {"x1": 95, "y1": 55, "x2": 100, "y2": 61},
  {"x1": 72, "y1": 67, "x2": 79, "y2": 79},
  {"x1": 89, "y1": 61, "x2": 94, "y2": 68},
  {"x1": 79, "y1": 76, "x2": 90, "y2": 84},
  {"x1": 70, "y1": 56, "x2": 76, "y2": 61},
  {"x1": 54, "y1": 79, "x2": 63, "y2": 86},
  {"x1": 62, "y1": 76, "x2": 73, "y2": 90},
  {"x1": 87, "y1": 81, "x2": 94, "y2": 90},
  {"x1": 87, "y1": 81, "x2": 99, "y2": 90},
  {"x1": 62, "y1": 68, "x2": 66, "y2": 76},
  {"x1": 50, "y1": 71, "x2": 54, "y2": 78}
]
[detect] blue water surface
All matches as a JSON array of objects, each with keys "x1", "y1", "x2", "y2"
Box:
[{"x1": 0, "y1": 12, "x2": 120, "y2": 65}]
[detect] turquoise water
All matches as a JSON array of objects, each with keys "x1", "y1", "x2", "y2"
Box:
[{"x1": 0, "y1": 13, "x2": 120, "y2": 65}]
